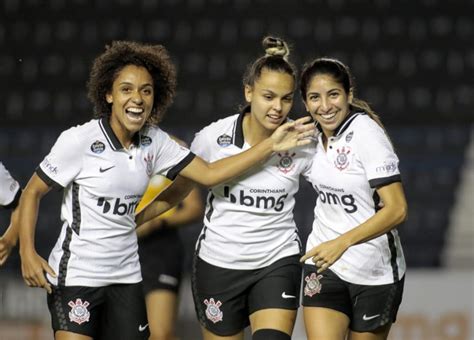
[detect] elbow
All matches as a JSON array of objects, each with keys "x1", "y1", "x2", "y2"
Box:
[{"x1": 396, "y1": 203, "x2": 408, "y2": 225}]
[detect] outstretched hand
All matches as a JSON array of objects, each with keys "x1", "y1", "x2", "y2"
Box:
[{"x1": 271, "y1": 116, "x2": 315, "y2": 152}]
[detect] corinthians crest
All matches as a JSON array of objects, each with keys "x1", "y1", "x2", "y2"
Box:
[
  {"x1": 304, "y1": 273, "x2": 323, "y2": 297},
  {"x1": 68, "y1": 298, "x2": 90, "y2": 325},
  {"x1": 204, "y1": 298, "x2": 223, "y2": 323},
  {"x1": 334, "y1": 146, "x2": 351, "y2": 171},
  {"x1": 276, "y1": 152, "x2": 296, "y2": 174},
  {"x1": 144, "y1": 153, "x2": 154, "y2": 176}
]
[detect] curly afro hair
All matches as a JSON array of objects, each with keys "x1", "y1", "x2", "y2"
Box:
[{"x1": 87, "y1": 40, "x2": 177, "y2": 125}]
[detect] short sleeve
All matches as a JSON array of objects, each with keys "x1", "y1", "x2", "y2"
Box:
[
  {"x1": 356, "y1": 118, "x2": 401, "y2": 188},
  {"x1": 300, "y1": 144, "x2": 316, "y2": 183},
  {"x1": 152, "y1": 129, "x2": 195, "y2": 180},
  {"x1": 0, "y1": 162, "x2": 21, "y2": 208},
  {"x1": 190, "y1": 128, "x2": 212, "y2": 162},
  {"x1": 37, "y1": 129, "x2": 83, "y2": 188}
]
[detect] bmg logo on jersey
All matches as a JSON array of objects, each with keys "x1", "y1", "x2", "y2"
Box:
[
  {"x1": 223, "y1": 186, "x2": 287, "y2": 212},
  {"x1": 317, "y1": 189, "x2": 357, "y2": 213},
  {"x1": 97, "y1": 197, "x2": 139, "y2": 215}
]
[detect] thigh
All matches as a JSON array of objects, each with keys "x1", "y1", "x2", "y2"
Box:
[
  {"x1": 100, "y1": 283, "x2": 149, "y2": 340},
  {"x1": 192, "y1": 257, "x2": 250, "y2": 337},
  {"x1": 145, "y1": 290, "x2": 179, "y2": 339},
  {"x1": 249, "y1": 308, "x2": 297, "y2": 335},
  {"x1": 47, "y1": 285, "x2": 104, "y2": 338},
  {"x1": 303, "y1": 307, "x2": 350, "y2": 340},
  {"x1": 349, "y1": 276, "x2": 405, "y2": 333},
  {"x1": 248, "y1": 256, "x2": 302, "y2": 314},
  {"x1": 55, "y1": 331, "x2": 93, "y2": 340},
  {"x1": 201, "y1": 327, "x2": 244, "y2": 340},
  {"x1": 302, "y1": 265, "x2": 352, "y2": 318},
  {"x1": 349, "y1": 324, "x2": 392, "y2": 340}
]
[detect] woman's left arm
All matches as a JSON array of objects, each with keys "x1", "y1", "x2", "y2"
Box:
[{"x1": 301, "y1": 182, "x2": 408, "y2": 272}]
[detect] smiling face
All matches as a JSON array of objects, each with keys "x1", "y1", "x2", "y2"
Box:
[
  {"x1": 106, "y1": 64, "x2": 154, "y2": 146},
  {"x1": 244, "y1": 69, "x2": 295, "y2": 133},
  {"x1": 303, "y1": 73, "x2": 353, "y2": 137}
]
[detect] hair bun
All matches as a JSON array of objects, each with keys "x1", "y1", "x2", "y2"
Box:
[{"x1": 263, "y1": 36, "x2": 289, "y2": 60}]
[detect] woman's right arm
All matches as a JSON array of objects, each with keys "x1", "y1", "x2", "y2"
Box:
[
  {"x1": 136, "y1": 175, "x2": 196, "y2": 226},
  {"x1": 19, "y1": 173, "x2": 57, "y2": 293}
]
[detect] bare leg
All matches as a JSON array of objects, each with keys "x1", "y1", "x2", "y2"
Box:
[
  {"x1": 145, "y1": 290, "x2": 179, "y2": 340},
  {"x1": 303, "y1": 307, "x2": 350, "y2": 340}
]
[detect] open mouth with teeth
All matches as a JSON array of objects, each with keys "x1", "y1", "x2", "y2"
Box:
[
  {"x1": 266, "y1": 113, "x2": 283, "y2": 124},
  {"x1": 126, "y1": 107, "x2": 145, "y2": 122},
  {"x1": 319, "y1": 111, "x2": 337, "y2": 122}
]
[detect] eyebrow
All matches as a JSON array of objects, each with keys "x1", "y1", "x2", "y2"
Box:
[
  {"x1": 307, "y1": 88, "x2": 341, "y2": 95},
  {"x1": 261, "y1": 89, "x2": 294, "y2": 97},
  {"x1": 118, "y1": 82, "x2": 153, "y2": 88}
]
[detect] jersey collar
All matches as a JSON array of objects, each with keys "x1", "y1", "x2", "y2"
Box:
[
  {"x1": 99, "y1": 117, "x2": 141, "y2": 151},
  {"x1": 232, "y1": 109, "x2": 246, "y2": 148}
]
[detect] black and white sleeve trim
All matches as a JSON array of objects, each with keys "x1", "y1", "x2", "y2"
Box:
[
  {"x1": 166, "y1": 152, "x2": 196, "y2": 180},
  {"x1": 369, "y1": 174, "x2": 402, "y2": 189},
  {"x1": 36, "y1": 167, "x2": 64, "y2": 190}
]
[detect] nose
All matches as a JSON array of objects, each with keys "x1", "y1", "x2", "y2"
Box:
[
  {"x1": 319, "y1": 97, "x2": 330, "y2": 112},
  {"x1": 273, "y1": 99, "x2": 282, "y2": 112},
  {"x1": 131, "y1": 90, "x2": 143, "y2": 104}
]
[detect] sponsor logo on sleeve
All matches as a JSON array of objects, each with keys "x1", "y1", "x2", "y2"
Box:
[
  {"x1": 376, "y1": 161, "x2": 398, "y2": 174},
  {"x1": 90, "y1": 140, "x2": 105, "y2": 154},
  {"x1": 43, "y1": 158, "x2": 59, "y2": 175},
  {"x1": 217, "y1": 134, "x2": 232, "y2": 147}
]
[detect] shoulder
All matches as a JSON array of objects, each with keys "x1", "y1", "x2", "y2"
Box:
[
  {"x1": 352, "y1": 113, "x2": 383, "y2": 133},
  {"x1": 57, "y1": 119, "x2": 99, "y2": 144},
  {"x1": 197, "y1": 114, "x2": 239, "y2": 136}
]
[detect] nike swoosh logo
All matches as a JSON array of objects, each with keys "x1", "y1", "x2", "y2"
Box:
[
  {"x1": 281, "y1": 292, "x2": 296, "y2": 299},
  {"x1": 362, "y1": 314, "x2": 380, "y2": 321},
  {"x1": 99, "y1": 166, "x2": 115, "y2": 173},
  {"x1": 138, "y1": 324, "x2": 149, "y2": 332}
]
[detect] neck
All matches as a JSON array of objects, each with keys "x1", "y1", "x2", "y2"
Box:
[
  {"x1": 109, "y1": 118, "x2": 134, "y2": 149},
  {"x1": 242, "y1": 114, "x2": 272, "y2": 146}
]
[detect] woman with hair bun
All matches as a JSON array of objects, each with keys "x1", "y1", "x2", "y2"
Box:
[
  {"x1": 17, "y1": 40, "x2": 314, "y2": 340},
  {"x1": 188, "y1": 36, "x2": 316, "y2": 340}
]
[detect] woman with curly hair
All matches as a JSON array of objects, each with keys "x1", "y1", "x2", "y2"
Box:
[{"x1": 18, "y1": 40, "x2": 314, "y2": 340}]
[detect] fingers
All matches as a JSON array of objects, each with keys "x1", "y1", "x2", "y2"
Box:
[
  {"x1": 317, "y1": 262, "x2": 329, "y2": 274},
  {"x1": 21, "y1": 257, "x2": 56, "y2": 294},
  {"x1": 43, "y1": 260, "x2": 57, "y2": 278},
  {"x1": 294, "y1": 116, "x2": 313, "y2": 126}
]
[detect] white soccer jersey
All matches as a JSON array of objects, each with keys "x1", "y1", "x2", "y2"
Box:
[
  {"x1": 305, "y1": 112, "x2": 406, "y2": 285},
  {"x1": 191, "y1": 112, "x2": 315, "y2": 270},
  {"x1": 37, "y1": 118, "x2": 194, "y2": 287},
  {"x1": 0, "y1": 161, "x2": 21, "y2": 208}
]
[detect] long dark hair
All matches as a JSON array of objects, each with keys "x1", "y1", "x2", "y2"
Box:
[{"x1": 300, "y1": 57, "x2": 385, "y2": 130}]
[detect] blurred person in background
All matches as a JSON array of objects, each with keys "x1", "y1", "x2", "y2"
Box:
[
  {"x1": 17, "y1": 40, "x2": 314, "y2": 340},
  {"x1": 136, "y1": 135, "x2": 204, "y2": 340},
  {"x1": 187, "y1": 36, "x2": 315, "y2": 340},
  {"x1": 299, "y1": 57, "x2": 407, "y2": 340},
  {"x1": 0, "y1": 161, "x2": 21, "y2": 265}
]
